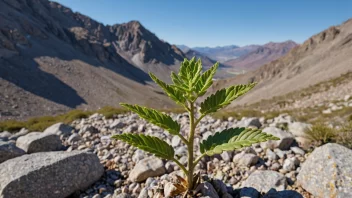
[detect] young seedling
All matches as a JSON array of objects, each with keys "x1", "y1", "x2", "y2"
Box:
[{"x1": 112, "y1": 57, "x2": 279, "y2": 196}]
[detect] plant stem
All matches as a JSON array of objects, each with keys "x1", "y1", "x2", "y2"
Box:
[
  {"x1": 172, "y1": 158, "x2": 188, "y2": 175},
  {"x1": 178, "y1": 134, "x2": 189, "y2": 145},
  {"x1": 187, "y1": 101, "x2": 195, "y2": 190},
  {"x1": 193, "y1": 153, "x2": 207, "y2": 169}
]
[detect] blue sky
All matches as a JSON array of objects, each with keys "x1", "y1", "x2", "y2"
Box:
[{"x1": 54, "y1": 0, "x2": 352, "y2": 47}]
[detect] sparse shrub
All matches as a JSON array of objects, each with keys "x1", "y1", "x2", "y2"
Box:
[
  {"x1": 112, "y1": 57, "x2": 279, "y2": 196},
  {"x1": 305, "y1": 123, "x2": 337, "y2": 145},
  {"x1": 348, "y1": 114, "x2": 352, "y2": 121},
  {"x1": 0, "y1": 120, "x2": 25, "y2": 132},
  {"x1": 335, "y1": 121, "x2": 352, "y2": 149},
  {"x1": 97, "y1": 106, "x2": 127, "y2": 119},
  {"x1": 0, "y1": 108, "x2": 126, "y2": 132}
]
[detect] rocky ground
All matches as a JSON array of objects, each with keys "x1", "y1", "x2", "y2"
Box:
[{"x1": 1, "y1": 112, "x2": 352, "y2": 198}]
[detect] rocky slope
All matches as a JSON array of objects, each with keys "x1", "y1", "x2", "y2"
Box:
[
  {"x1": 224, "y1": 41, "x2": 298, "y2": 72},
  {"x1": 0, "y1": 0, "x2": 185, "y2": 120},
  {"x1": 1, "y1": 111, "x2": 352, "y2": 197},
  {"x1": 214, "y1": 18, "x2": 352, "y2": 107}
]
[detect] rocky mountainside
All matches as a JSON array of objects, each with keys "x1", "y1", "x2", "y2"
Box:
[
  {"x1": 214, "y1": 18, "x2": 352, "y2": 106},
  {"x1": 224, "y1": 41, "x2": 298, "y2": 72},
  {"x1": 0, "y1": 0, "x2": 186, "y2": 120}
]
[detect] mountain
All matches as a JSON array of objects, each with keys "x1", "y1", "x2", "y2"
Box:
[
  {"x1": 176, "y1": 44, "x2": 190, "y2": 52},
  {"x1": 0, "y1": 0, "x2": 186, "y2": 120},
  {"x1": 192, "y1": 45, "x2": 244, "y2": 62},
  {"x1": 213, "y1": 19, "x2": 352, "y2": 107},
  {"x1": 224, "y1": 41, "x2": 298, "y2": 72},
  {"x1": 183, "y1": 49, "x2": 233, "y2": 79}
]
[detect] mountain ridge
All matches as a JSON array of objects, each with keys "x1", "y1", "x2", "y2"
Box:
[
  {"x1": 0, "y1": 0, "x2": 185, "y2": 120},
  {"x1": 213, "y1": 19, "x2": 352, "y2": 107}
]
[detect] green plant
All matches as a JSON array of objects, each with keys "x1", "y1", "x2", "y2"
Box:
[{"x1": 111, "y1": 57, "x2": 279, "y2": 195}]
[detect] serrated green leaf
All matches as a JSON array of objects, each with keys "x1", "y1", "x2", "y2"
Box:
[
  {"x1": 200, "y1": 83, "x2": 256, "y2": 114},
  {"x1": 149, "y1": 72, "x2": 186, "y2": 105},
  {"x1": 120, "y1": 103, "x2": 180, "y2": 135},
  {"x1": 177, "y1": 57, "x2": 202, "y2": 89},
  {"x1": 112, "y1": 133, "x2": 175, "y2": 160},
  {"x1": 200, "y1": 128, "x2": 280, "y2": 156},
  {"x1": 171, "y1": 72, "x2": 189, "y2": 92},
  {"x1": 194, "y1": 62, "x2": 219, "y2": 96},
  {"x1": 200, "y1": 128, "x2": 246, "y2": 153}
]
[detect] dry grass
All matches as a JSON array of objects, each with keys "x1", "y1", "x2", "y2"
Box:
[
  {"x1": 0, "y1": 106, "x2": 129, "y2": 132},
  {"x1": 305, "y1": 123, "x2": 336, "y2": 144},
  {"x1": 0, "y1": 109, "x2": 92, "y2": 132},
  {"x1": 0, "y1": 105, "x2": 190, "y2": 133},
  {"x1": 304, "y1": 121, "x2": 352, "y2": 148}
]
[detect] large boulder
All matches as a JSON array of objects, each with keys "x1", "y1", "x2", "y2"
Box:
[
  {"x1": 16, "y1": 132, "x2": 63, "y2": 153},
  {"x1": 43, "y1": 123, "x2": 73, "y2": 137},
  {"x1": 242, "y1": 170, "x2": 287, "y2": 192},
  {"x1": 0, "y1": 151, "x2": 104, "y2": 198},
  {"x1": 297, "y1": 143, "x2": 352, "y2": 197},
  {"x1": 0, "y1": 141, "x2": 25, "y2": 164},
  {"x1": 129, "y1": 157, "x2": 166, "y2": 182},
  {"x1": 260, "y1": 127, "x2": 294, "y2": 150}
]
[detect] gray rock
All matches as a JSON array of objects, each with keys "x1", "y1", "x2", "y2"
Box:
[
  {"x1": 175, "y1": 146, "x2": 188, "y2": 156},
  {"x1": 274, "y1": 148, "x2": 286, "y2": 159},
  {"x1": 171, "y1": 136, "x2": 181, "y2": 147},
  {"x1": 44, "y1": 123, "x2": 73, "y2": 137},
  {"x1": 266, "y1": 149, "x2": 278, "y2": 160},
  {"x1": 288, "y1": 122, "x2": 311, "y2": 137},
  {"x1": 125, "y1": 124, "x2": 138, "y2": 133},
  {"x1": 9, "y1": 128, "x2": 29, "y2": 140},
  {"x1": 164, "y1": 182, "x2": 177, "y2": 197},
  {"x1": 129, "y1": 157, "x2": 166, "y2": 182},
  {"x1": 220, "y1": 151, "x2": 232, "y2": 162},
  {"x1": 0, "y1": 151, "x2": 104, "y2": 198},
  {"x1": 0, "y1": 131, "x2": 12, "y2": 141},
  {"x1": 282, "y1": 157, "x2": 299, "y2": 172},
  {"x1": 138, "y1": 188, "x2": 149, "y2": 198},
  {"x1": 260, "y1": 127, "x2": 294, "y2": 150},
  {"x1": 233, "y1": 153, "x2": 259, "y2": 167},
  {"x1": 110, "y1": 120, "x2": 126, "y2": 129},
  {"x1": 240, "y1": 187, "x2": 260, "y2": 198},
  {"x1": 202, "y1": 131, "x2": 213, "y2": 140},
  {"x1": 67, "y1": 133, "x2": 82, "y2": 144},
  {"x1": 132, "y1": 149, "x2": 145, "y2": 163},
  {"x1": 297, "y1": 143, "x2": 352, "y2": 197},
  {"x1": 263, "y1": 189, "x2": 303, "y2": 198},
  {"x1": 16, "y1": 132, "x2": 62, "y2": 153},
  {"x1": 237, "y1": 117, "x2": 262, "y2": 128},
  {"x1": 196, "y1": 181, "x2": 219, "y2": 198},
  {"x1": 211, "y1": 179, "x2": 228, "y2": 196},
  {"x1": 79, "y1": 125, "x2": 99, "y2": 135},
  {"x1": 0, "y1": 141, "x2": 25, "y2": 163},
  {"x1": 242, "y1": 170, "x2": 287, "y2": 192},
  {"x1": 290, "y1": 147, "x2": 305, "y2": 156}
]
